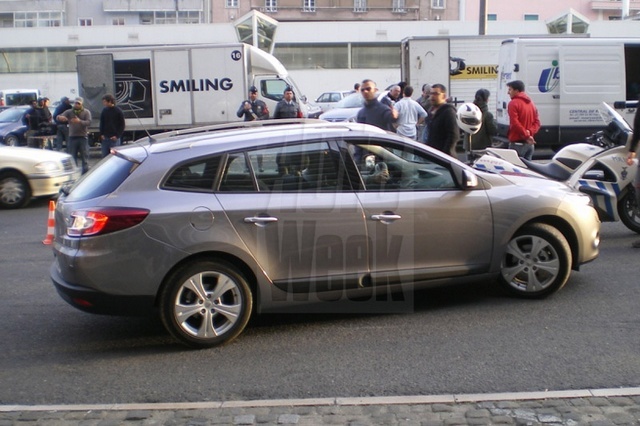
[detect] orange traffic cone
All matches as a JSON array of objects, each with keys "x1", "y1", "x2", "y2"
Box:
[{"x1": 42, "y1": 200, "x2": 56, "y2": 245}]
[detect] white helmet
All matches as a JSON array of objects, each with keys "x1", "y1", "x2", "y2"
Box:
[{"x1": 456, "y1": 102, "x2": 482, "y2": 135}]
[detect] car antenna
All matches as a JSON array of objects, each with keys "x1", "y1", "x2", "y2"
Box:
[{"x1": 122, "y1": 101, "x2": 156, "y2": 144}]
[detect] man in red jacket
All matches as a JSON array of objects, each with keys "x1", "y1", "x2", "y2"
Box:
[{"x1": 506, "y1": 80, "x2": 540, "y2": 160}]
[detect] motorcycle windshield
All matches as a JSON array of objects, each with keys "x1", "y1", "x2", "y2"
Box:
[{"x1": 598, "y1": 102, "x2": 633, "y2": 146}]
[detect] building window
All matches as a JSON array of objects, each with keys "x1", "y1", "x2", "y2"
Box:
[
  {"x1": 112, "y1": 18, "x2": 125, "y2": 25},
  {"x1": 266, "y1": 0, "x2": 278, "y2": 12},
  {"x1": 303, "y1": 0, "x2": 316, "y2": 12},
  {"x1": 226, "y1": 0, "x2": 239, "y2": 8},
  {"x1": 392, "y1": 0, "x2": 406, "y2": 13},
  {"x1": 524, "y1": 14, "x2": 539, "y2": 21},
  {"x1": 138, "y1": 11, "x2": 201, "y2": 25},
  {"x1": 14, "y1": 11, "x2": 63, "y2": 27},
  {"x1": 354, "y1": 0, "x2": 367, "y2": 13},
  {"x1": 431, "y1": 0, "x2": 444, "y2": 9},
  {"x1": 79, "y1": 18, "x2": 93, "y2": 26},
  {"x1": 487, "y1": 14, "x2": 497, "y2": 21}
]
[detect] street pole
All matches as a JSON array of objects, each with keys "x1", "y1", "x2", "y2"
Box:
[{"x1": 479, "y1": 0, "x2": 487, "y2": 35}]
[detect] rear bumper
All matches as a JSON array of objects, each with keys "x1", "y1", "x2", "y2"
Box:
[{"x1": 50, "y1": 262, "x2": 156, "y2": 316}]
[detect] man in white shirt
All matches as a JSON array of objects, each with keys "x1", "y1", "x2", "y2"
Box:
[{"x1": 394, "y1": 86, "x2": 428, "y2": 140}]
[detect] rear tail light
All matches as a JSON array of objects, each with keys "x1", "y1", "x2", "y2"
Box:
[{"x1": 67, "y1": 207, "x2": 150, "y2": 237}]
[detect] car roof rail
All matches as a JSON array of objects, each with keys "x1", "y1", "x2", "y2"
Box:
[{"x1": 144, "y1": 119, "x2": 320, "y2": 143}]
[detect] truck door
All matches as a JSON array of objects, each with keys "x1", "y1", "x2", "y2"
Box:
[
  {"x1": 77, "y1": 53, "x2": 116, "y2": 128},
  {"x1": 559, "y1": 42, "x2": 626, "y2": 143},
  {"x1": 402, "y1": 38, "x2": 450, "y2": 95},
  {"x1": 153, "y1": 49, "x2": 193, "y2": 127}
]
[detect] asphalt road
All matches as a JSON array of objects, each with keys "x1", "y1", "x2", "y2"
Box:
[{"x1": 0, "y1": 197, "x2": 639, "y2": 406}]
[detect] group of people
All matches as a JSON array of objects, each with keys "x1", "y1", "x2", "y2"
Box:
[
  {"x1": 24, "y1": 94, "x2": 126, "y2": 174},
  {"x1": 352, "y1": 78, "x2": 541, "y2": 161},
  {"x1": 236, "y1": 85, "x2": 302, "y2": 123}
]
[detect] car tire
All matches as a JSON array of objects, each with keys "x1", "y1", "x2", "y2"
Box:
[
  {"x1": 159, "y1": 259, "x2": 253, "y2": 348},
  {"x1": 618, "y1": 186, "x2": 640, "y2": 234},
  {"x1": 498, "y1": 223, "x2": 571, "y2": 299},
  {"x1": 0, "y1": 171, "x2": 31, "y2": 209},
  {"x1": 4, "y1": 134, "x2": 20, "y2": 147}
]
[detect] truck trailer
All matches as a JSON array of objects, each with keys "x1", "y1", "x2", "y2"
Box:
[{"x1": 76, "y1": 43, "x2": 320, "y2": 140}]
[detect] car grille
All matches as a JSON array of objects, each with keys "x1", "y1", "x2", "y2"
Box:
[{"x1": 61, "y1": 158, "x2": 75, "y2": 172}]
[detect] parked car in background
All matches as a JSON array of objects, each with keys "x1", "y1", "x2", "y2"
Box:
[
  {"x1": 50, "y1": 120, "x2": 600, "y2": 349},
  {"x1": 319, "y1": 90, "x2": 388, "y2": 122},
  {"x1": 0, "y1": 106, "x2": 29, "y2": 146},
  {"x1": 314, "y1": 90, "x2": 352, "y2": 112},
  {"x1": 0, "y1": 146, "x2": 81, "y2": 208}
]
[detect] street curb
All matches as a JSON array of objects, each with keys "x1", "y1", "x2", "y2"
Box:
[{"x1": 2, "y1": 387, "x2": 639, "y2": 413}]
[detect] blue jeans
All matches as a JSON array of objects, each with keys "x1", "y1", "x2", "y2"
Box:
[
  {"x1": 54, "y1": 125, "x2": 69, "y2": 151},
  {"x1": 101, "y1": 137, "x2": 121, "y2": 158},
  {"x1": 68, "y1": 136, "x2": 89, "y2": 174},
  {"x1": 510, "y1": 142, "x2": 535, "y2": 160}
]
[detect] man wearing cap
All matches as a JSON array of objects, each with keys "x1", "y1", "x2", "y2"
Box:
[
  {"x1": 52, "y1": 96, "x2": 72, "y2": 151},
  {"x1": 237, "y1": 86, "x2": 269, "y2": 121},
  {"x1": 57, "y1": 97, "x2": 92, "y2": 174},
  {"x1": 273, "y1": 86, "x2": 301, "y2": 119}
]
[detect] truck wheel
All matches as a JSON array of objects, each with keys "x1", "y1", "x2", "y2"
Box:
[
  {"x1": 159, "y1": 259, "x2": 253, "y2": 349},
  {"x1": 0, "y1": 171, "x2": 31, "y2": 209},
  {"x1": 618, "y1": 187, "x2": 640, "y2": 234},
  {"x1": 498, "y1": 223, "x2": 571, "y2": 299}
]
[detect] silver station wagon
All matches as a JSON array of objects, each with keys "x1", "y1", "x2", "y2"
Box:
[{"x1": 50, "y1": 120, "x2": 600, "y2": 348}]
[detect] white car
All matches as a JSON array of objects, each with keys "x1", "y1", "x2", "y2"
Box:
[
  {"x1": 319, "y1": 91, "x2": 388, "y2": 122},
  {"x1": 0, "y1": 146, "x2": 81, "y2": 209},
  {"x1": 314, "y1": 90, "x2": 352, "y2": 112}
]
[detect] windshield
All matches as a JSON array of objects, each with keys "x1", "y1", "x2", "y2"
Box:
[
  {"x1": 335, "y1": 93, "x2": 366, "y2": 109},
  {"x1": 0, "y1": 107, "x2": 26, "y2": 123},
  {"x1": 598, "y1": 102, "x2": 632, "y2": 132}
]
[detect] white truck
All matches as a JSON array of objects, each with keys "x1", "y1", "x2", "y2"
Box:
[
  {"x1": 401, "y1": 36, "x2": 509, "y2": 115},
  {"x1": 76, "y1": 43, "x2": 320, "y2": 140},
  {"x1": 495, "y1": 37, "x2": 640, "y2": 151}
]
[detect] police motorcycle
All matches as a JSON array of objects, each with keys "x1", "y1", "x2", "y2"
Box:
[{"x1": 472, "y1": 101, "x2": 639, "y2": 234}]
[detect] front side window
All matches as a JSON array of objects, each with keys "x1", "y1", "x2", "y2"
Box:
[{"x1": 347, "y1": 140, "x2": 456, "y2": 191}]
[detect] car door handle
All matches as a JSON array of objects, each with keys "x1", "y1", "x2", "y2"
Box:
[
  {"x1": 244, "y1": 216, "x2": 278, "y2": 225},
  {"x1": 371, "y1": 213, "x2": 402, "y2": 222}
]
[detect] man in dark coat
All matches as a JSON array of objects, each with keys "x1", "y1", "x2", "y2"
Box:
[{"x1": 426, "y1": 83, "x2": 459, "y2": 157}]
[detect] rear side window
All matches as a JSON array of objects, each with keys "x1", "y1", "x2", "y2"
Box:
[
  {"x1": 65, "y1": 155, "x2": 135, "y2": 201},
  {"x1": 164, "y1": 157, "x2": 221, "y2": 192}
]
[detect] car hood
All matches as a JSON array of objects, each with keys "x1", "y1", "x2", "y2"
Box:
[
  {"x1": 0, "y1": 146, "x2": 72, "y2": 163},
  {"x1": 319, "y1": 107, "x2": 361, "y2": 122}
]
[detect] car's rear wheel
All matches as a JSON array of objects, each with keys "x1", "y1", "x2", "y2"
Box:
[
  {"x1": 160, "y1": 259, "x2": 253, "y2": 348},
  {"x1": 4, "y1": 134, "x2": 20, "y2": 146},
  {"x1": 0, "y1": 171, "x2": 31, "y2": 209},
  {"x1": 499, "y1": 223, "x2": 571, "y2": 298}
]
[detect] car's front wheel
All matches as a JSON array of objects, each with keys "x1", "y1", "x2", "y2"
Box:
[
  {"x1": 499, "y1": 223, "x2": 571, "y2": 298},
  {"x1": 4, "y1": 134, "x2": 20, "y2": 146},
  {"x1": 0, "y1": 171, "x2": 31, "y2": 209},
  {"x1": 160, "y1": 259, "x2": 253, "y2": 349}
]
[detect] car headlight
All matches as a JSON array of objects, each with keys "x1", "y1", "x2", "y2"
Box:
[{"x1": 34, "y1": 161, "x2": 62, "y2": 173}]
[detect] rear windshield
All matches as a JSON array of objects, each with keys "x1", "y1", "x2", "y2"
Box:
[{"x1": 65, "y1": 155, "x2": 136, "y2": 201}]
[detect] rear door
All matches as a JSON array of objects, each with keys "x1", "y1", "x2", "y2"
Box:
[{"x1": 216, "y1": 141, "x2": 369, "y2": 299}]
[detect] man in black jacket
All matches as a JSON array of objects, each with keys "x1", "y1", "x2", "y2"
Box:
[
  {"x1": 99, "y1": 93, "x2": 125, "y2": 158},
  {"x1": 425, "y1": 83, "x2": 459, "y2": 158},
  {"x1": 356, "y1": 79, "x2": 397, "y2": 131}
]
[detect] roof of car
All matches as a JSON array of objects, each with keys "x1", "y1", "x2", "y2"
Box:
[{"x1": 135, "y1": 119, "x2": 391, "y2": 155}]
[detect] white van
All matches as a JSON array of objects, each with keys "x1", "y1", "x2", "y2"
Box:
[
  {"x1": 0, "y1": 89, "x2": 40, "y2": 106},
  {"x1": 495, "y1": 37, "x2": 640, "y2": 151}
]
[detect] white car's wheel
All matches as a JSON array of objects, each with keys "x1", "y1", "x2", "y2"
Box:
[
  {"x1": 499, "y1": 223, "x2": 572, "y2": 298},
  {"x1": 160, "y1": 260, "x2": 253, "y2": 348},
  {"x1": 0, "y1": 172, "x2": 31, "y2": 209}
]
